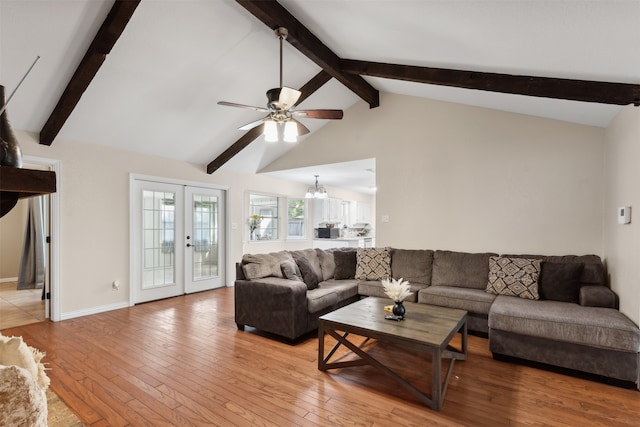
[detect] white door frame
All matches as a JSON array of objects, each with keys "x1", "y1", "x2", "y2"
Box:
[
  {"x1": 23, "y1": 155, "x2": 61, "y2": 322},
  {"x1": 129, "y1": 174, "x2": 230, "y2": 306}
]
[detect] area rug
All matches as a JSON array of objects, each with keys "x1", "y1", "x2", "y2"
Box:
[{"x1": 47, "y1": 389, "x2": 84, "y2": 427}]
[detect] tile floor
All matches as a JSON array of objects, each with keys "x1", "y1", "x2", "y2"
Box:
[{"x1": 0, "y1": 281, "x2": 46, "y2": 330}]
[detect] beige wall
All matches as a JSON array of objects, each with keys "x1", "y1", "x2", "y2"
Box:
[
  {"x1": 268, "y1": 93, "x2": 605, "y2": 255},
  {"x1": 603, "y1": 106, "x2": 640, "y2": 325},
  {"x1": 16, "y1": 130, "x2": 367, "y2": 317},
  {"x1": 12, "y1": 92, "x2": 620, "y2": 321},
  {"x1": 0, "y1": 198, "x2": 27, "y2": 279}
]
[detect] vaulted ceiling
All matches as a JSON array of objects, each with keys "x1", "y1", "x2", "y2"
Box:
[{"x1": 1, "y1": 1, "x2": 639, "y2": 185}]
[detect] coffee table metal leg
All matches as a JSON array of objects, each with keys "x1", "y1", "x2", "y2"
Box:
[
  {"x1": 318, "y1": 322, "x2": 326, "y2": 370},
  {"x1": 432, "y1": 348, "x2": 442, "y2": 410}
]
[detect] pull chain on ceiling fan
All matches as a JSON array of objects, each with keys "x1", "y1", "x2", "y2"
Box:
[{"x1": 217, "y1": 27, "x2": 343, "y2": 143}]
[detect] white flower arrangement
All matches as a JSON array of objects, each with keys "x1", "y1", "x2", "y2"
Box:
[{"x1": 382, "y1": 277, "x2": 413, "y2": 302}]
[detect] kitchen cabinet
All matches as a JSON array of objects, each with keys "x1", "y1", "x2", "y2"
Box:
[
  {"x1": 355, "y1": 202, "x2": 371, "y2": 223},
  {"x1": 313, "y1": 198, "x2": 347, "y2": 225}
]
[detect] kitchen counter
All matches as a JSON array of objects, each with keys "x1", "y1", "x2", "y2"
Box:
[{"x1": 312, "y1": 237, "x2": 374, "y2": 249}]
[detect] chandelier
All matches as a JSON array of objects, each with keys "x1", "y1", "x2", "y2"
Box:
[{"x1": 305, "y1": 175, "x2": 328, "y2": 199}]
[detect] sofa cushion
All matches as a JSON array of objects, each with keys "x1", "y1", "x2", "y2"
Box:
[
  {"x1": 539, "y1": 262, "x2": 584, "y2": 303},
  {"x1": 242, "y1": 263, "x2": 272, "y2": 280},
  {"x1": 296, "y1": 257, "x2": 320, "y2": 290},
  {"x1": 486, "y1": 256, "x2": 541, "y2": 300},
  {"x1": 489, "y1": 295, "x2": 640, "y2": 352},
  {"x1": 307, "y1": 288, "x2": 339, "y2": 314},
  {"x1": 358, "y1": 280, "x2": 422, "y2": 302},
  {"x1": 580, "y1": 285, "x2": 617, "y2": 308},
  {"x1": 290, "y1": 249, "x2": 323, "y2": 281},
  {"x1": 280, "y1": 260, "x2": 302, "y2": 282},
  {"x1": 316, "y1": 248, "x2": 337, "y2": 281},
  {"x1": 432, "y1": 250, "x2": 497, "y2": 289},
  {"x1": 418, "y1": 286, "x2": 496, "y2": 315},
  {"x1": 333, "y1": 249, "x2": 357, "y2": 279},
  {"x1": 543, "y1": 255, "x2": 605, "y2": 286},
  {"x1": 319, "y1": 279, "x2": 359, "y2": 301},
  {"x1": 355, "y1": 247, "x2": 392, "y2": 281},
  {"x1": 390, "y1": 249, "x2": 433, "y2": 285},
  {"x1": 505, "y1": 254, "x2": 606, "y2": 287},
  {"x1": 242, "y1": 251, "x2": 293, "y2": 279}
]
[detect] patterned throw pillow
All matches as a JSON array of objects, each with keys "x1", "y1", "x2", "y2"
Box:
[
  {"x1": 355, "y1": 247, "x2": 392, "y2": 281},
  {"x1": 486, "y1": 256, "x2": 541, "y2": 300}
]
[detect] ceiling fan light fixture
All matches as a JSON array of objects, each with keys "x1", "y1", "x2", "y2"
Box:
[
  {"x1": 283, "y1": 120, "x2": 297, "y2": 143},
  {"x1": 264, "y1": 119, "x2": 278, "y2": 142}
]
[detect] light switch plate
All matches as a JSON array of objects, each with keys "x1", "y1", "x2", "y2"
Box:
[{"x1": 618, "y1": 206, "x2": 631, "y2": 225}]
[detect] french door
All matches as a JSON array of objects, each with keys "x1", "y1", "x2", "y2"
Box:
[
  {"x1": 131, "y1": 179, "x2": 226, "y2": 304},
  {"x1": 184, "y1": 186, "x2": 224, "y2": 293}
]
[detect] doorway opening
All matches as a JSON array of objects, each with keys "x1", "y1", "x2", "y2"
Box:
[{"x1": 0, "y1": 156, "x2": 60, "y2": 329}]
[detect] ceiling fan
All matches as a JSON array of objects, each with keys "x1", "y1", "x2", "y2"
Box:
[{"x1": 217, "y1": 27, "x2": 343, "y2": 143}]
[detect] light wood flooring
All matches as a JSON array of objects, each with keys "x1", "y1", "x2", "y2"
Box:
[
  {"x1": 2, "y1": 287, "x2": 639, "y2": 426},
  {"x1": 0, "y1": 280, "x2": 46, "y2": 329}
]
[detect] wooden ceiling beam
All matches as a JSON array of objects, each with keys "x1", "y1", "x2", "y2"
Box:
[
  {"x1": 39, "y1": 0, "x2": 141, "y2": 146},
  {"x1": 341, "y1": 59, "x2": 640, "y2": 106},
  {"x1": 207, "y1": 70, "x2": 332, "y2": 174},
  {"x1": 236, "y1": 0, "x2": 379, "y2": 108}
]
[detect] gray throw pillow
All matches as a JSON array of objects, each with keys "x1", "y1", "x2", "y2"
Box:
[
  {"x1": 242, "y1": 263, "x2": 273, "y2": 280},
  {"x1": 296, "y1": 257, "x2": 319, "y2": 290},
  {"x1": 333, "y1": 249, "x2": 357, "y2": 280},
  {"x1": 280, "y1": 260, "x2": 302, "y2": 282},
  {"x1": 539, "y1": 262, "x2": 584, "y2": 303}
]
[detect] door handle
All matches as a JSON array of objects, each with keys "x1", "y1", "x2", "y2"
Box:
[{"x1": 186, "y1": 243, "x2": 192, "y2": 248}]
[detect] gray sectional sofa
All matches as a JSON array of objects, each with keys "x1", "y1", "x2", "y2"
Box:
[{"x1": 235, "y1": 247, "x2": 640, "y2": 387}]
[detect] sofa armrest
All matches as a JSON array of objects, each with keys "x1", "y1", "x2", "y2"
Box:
[
  {"x1": 580, "y1": 285, "x2": 617, "y2": 309},
  {"x1": 234, "y1": 278, "x2": 309, "y2": 340}
]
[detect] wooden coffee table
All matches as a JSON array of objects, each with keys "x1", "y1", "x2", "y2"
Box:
[{"x1": 318, "y1": 297, "x2": 467, "y2": 410}]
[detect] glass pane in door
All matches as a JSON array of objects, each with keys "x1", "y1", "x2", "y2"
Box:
[
  {"x1": 192, "y1": 194, "x2": 218, "y2": 280},
  {"x1": 142, "y1": 191, "x2": 175, "y2": 288}
]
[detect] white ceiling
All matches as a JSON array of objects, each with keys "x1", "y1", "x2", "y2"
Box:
[
  {"x1": 264, "y1": 158, "x2": 376, "y2": 195},
  {"x1": 1, "y1": 1, "x2": 639, "y2": 192}
]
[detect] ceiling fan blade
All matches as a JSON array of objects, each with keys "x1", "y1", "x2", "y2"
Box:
[
  {"x1": 292, "y1": 119, "x2": 310, "y2": 136},
  {"x1": 239, "y1": 117, "x2": 267, "y2": 131},
  {"x1": 278, "y1": 87, "x2": 301, "y2": 109},
  {"x1": 293, "y1": 109, "x2": 343, "y2": 119},
  {"x1": 217, "y1": 101, "x2": 269, "y2": 112}
]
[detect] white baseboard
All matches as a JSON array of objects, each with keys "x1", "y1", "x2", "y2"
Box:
[
  {"x1": 0, "y1": 277, "x2": 18, "y2": 283},
  {"x1": 60, "y1": 301, "x2": 130, "y2": 321}
]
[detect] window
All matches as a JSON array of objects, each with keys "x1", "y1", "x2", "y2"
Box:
[
  {"x1": 287, "y1": 198, "x2": 306, "y2": 239},
  {"x1": 248, "y1": 193, "x2": 278, "y2": 241},
  {"x1": 142, "y1": 190, "x2": 175, "y2": 287}
]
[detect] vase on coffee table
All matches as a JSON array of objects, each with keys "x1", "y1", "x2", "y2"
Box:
[{"x1": 392, "y1": 301, "x2": 406, "y2": 319}]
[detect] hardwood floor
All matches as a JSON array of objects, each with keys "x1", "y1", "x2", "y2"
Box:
[{"x1": 2, "y1": 287, "x2": 638, "y2": 426}]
